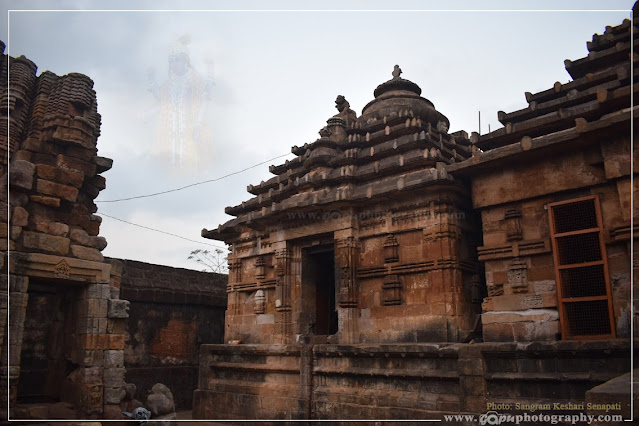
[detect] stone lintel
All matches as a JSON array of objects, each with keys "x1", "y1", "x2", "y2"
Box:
[{"x1": 10, "y1": 251, "x2": 111, "y2": 283}]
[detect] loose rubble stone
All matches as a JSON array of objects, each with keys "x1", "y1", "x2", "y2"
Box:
[{"x1": 145, "y1": 383, "x2": 175, "y2": 416}]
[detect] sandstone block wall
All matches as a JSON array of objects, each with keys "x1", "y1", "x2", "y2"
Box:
[
  {"x1": 109, "y1": 258, "x2": 227, "y2": 409},
  {"x1": 222, "y1": 191, "x2": 482, "y2": 346},
  {"x1": 473, "y1": 136, "x2": 634, "y2": 342},
  {"x1": 1, "y1": 42, "x2": 128, "y2": 419},
  {"x1": 193, "y1": 340, "x2": 634, "y2": 421}
]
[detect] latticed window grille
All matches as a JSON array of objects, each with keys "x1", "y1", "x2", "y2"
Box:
[{"x1": 548, "y1": 196, "x2": 615, "y2": 339}]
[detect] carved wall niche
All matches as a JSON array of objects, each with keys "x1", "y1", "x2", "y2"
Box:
[
  {"x1": 255, "y1": 256, "x2": 266, "y2": 282},
  {"x1": 508, "y1": 259, "x2": 528, "y2": 294},
  {"x1": 254, "y1": 289, "x2": 266, "y2": 314},
  {"x1": 504, "y1": 206, "x2": 523, "y2": 242},
  {"x1": 383, "y1": 234, "x2": 399, "y2": 263},
  {"x1": 382, "y1": 274, "x2": 402, "y2": 305}
]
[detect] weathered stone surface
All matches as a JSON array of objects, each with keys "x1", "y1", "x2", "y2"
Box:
[
  {"x1": 108, "y1": 299, "x2": 130, "y2": 318},
  {"x1": 36, "y1": 178, "x2": 79, "y2": 202},
  {"x1": 103, "y1": 367, "x2": 126, "y2": 388},
  {"x1": 70, "y1": 227, "x2": 107, "y2": 250},
  {"x1": 30, "y1": 194, "x2": 61, "y2": 207},
  {"x1": 36, "y1": 163, "x2": 84, "y2": 187},
  {"x1": 104, "y1": 349, "x2": 124, "y2": 367},
  {"x1": 82, "y1": 283, "x2": 111, "y2": 299},
  {"x1": 70, "y1": 244, "x2": 104, "y2": 261},
  {"x1": 57, "y1": 154, "x2": 97, "y2": 176},
  {"x1": 482, "y1": 292, "x2": 558, "y2": 312},
  {"x1": 8, "y1": 160, "x2": 35, "y2": 191},
  {"x1": 114, "y1": 258, "x2": 226, "y2": 410},
  {"x1": 22, "y1": 231, "x2": 70, "y2": 255},
  {"x1": 94, "y1": 156, "x2": 113, "y2": 173},
  {"x1": 33, "y1": 220, "x2": 70, "y2": 237},
  {"x1": 8, "y1": 190, "x2": 29, "y2": 207},
  {"x1": 12, "y1": 206, "x2": 29, "y2": 227},
  {"x1": 104, "y1": 386, "x2": 126, "y2": 404},
  {"x1": 481, "y1": 309, "x2": 559, "y2": 324}
]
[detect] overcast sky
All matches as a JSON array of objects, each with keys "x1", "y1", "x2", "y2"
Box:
[{"x1": 2, "y1": 0, "x2": 633, "y2": 270}]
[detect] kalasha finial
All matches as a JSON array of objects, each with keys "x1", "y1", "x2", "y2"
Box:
[{"x1": 392, "y1": 64, "x2": 402, "y2": 79}]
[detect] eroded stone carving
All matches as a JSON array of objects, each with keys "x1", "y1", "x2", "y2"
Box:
[
  {"x1": 254, "y1": 289, "x2": 266, "y2": 314},
  {"x1": 508, "y1": 259, "x2": 528, "y2": 294}
]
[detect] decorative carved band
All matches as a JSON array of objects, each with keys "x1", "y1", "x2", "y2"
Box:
[
  {"x1": 478, "y1": 239, "x2": 550, "y2": 261},
  {"x1": 10, "y1": 252, "x2": 111, "y2": 283}
]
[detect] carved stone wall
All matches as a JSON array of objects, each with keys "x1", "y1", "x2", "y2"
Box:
[{"x1": 0, "y1": 43, "x2": 127, "y2": 420}]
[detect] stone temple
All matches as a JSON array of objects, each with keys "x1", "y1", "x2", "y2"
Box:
[
  {"x1": 1, "y1": 3, "x2": 637, "y2": 423},
  {"x1": 195, "y1": 6, "x2": 637, "y2": 421}
]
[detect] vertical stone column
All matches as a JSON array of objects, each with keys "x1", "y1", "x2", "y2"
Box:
[
  {"x1": 6, "y1": 274, "x2": 29, "y2": 419},
  {"x1": 289, "y1": 246, "x2": 303, "y2": 337},
  {"x1": 102, "y1": 262, "x2": 127, "y2": 418},
  {"x1": 335, "y1": 233, "x2": 359, "y2": 344},
  {"x1": 227, "y1": 257, "x2": 242, "y2": 316},
  {"x1": 274, "y1": 246, "x2": 293, "y2": 344}
]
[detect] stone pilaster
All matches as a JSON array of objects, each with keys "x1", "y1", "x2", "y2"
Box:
[
  {"x1": 335, "y1": 233, "x2": 359, "y2": 344},
  {"x1": 7, "y1": 275, "x2": 29, "y2": 417},
  {"x1": 275, "y1": 247, "x2": 293, "y2": 343}
]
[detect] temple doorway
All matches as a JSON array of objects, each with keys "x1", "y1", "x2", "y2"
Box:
[
  {"x1": 302, "y1": 245, "x2": 338, "y2": 336},
  {"x1": 17, "y1": 281, "x2": 79, "y2": 404}
]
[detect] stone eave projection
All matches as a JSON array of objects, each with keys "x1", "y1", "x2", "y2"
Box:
[{"x1": 467, "y1": 15, "x2": 637, "y2": 153}]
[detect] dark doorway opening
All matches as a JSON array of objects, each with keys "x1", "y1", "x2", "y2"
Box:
[
  {"x1": 302, "y1": 245, "x2": 337, "y2": 336},
  {"x1": 17, "y1": 282, "x2": 78, "y2": 404}
]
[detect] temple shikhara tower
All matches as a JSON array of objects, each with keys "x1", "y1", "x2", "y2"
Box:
[
  {"x1": 196, "y1": 7, "x2": 637, "y2": 421},
  {"x1": 204, "y1": 65, "x2": 482, "y2": 345},
  {"x1": 0, "y1": 42, "x2": 130, "y2": 419}
]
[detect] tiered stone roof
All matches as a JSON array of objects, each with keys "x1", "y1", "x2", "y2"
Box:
[
  {"x1": 204, "y1": 68, "x2": 472, "y2": 240},
  {"x1": 469, "y1": 13, "x2": 636, "y2": 153}
]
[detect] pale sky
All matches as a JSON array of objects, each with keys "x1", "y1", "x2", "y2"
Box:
[{"x1": 3, "y1": 1, "x2": 633, "y2": 270}]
